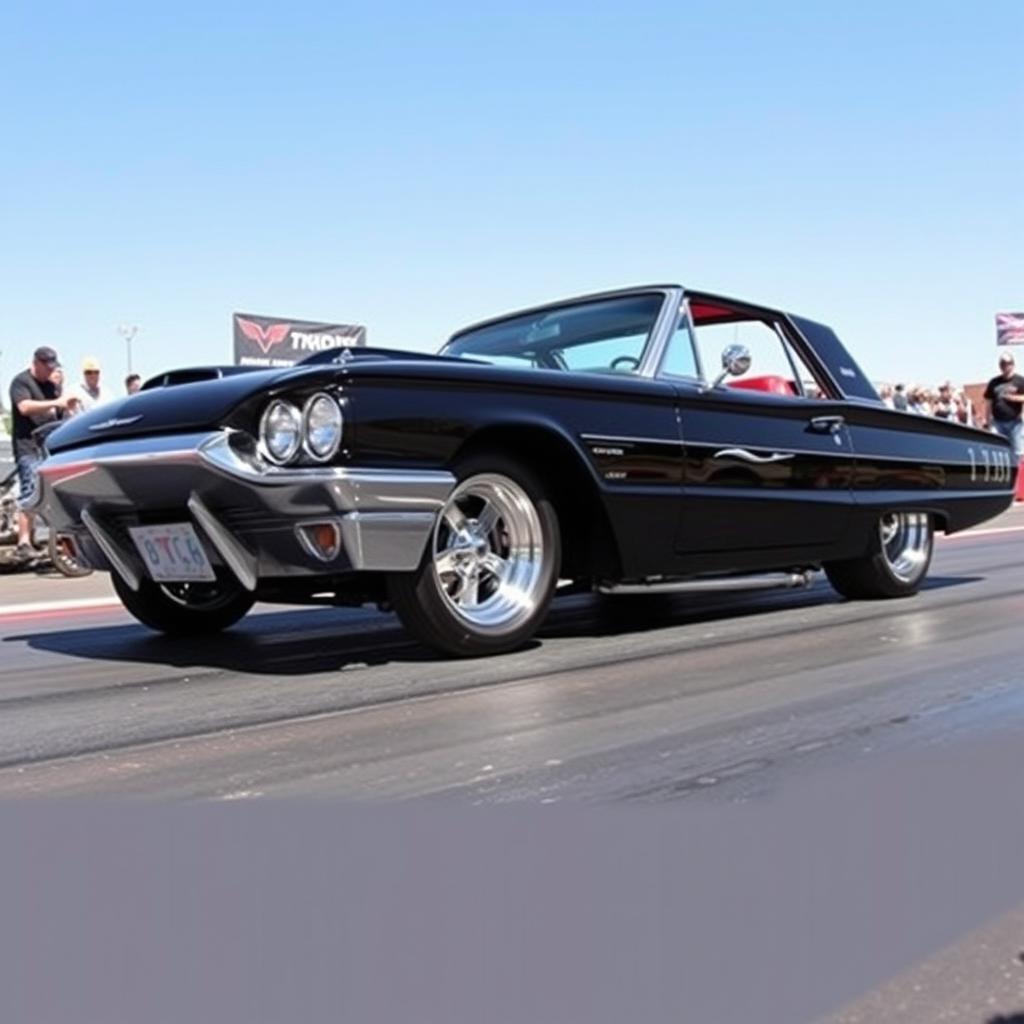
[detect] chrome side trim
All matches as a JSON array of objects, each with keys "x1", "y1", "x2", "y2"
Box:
[
  {"x1": 713, "y1": 448, "x2": 795, "y2": 464},
  {"x1": 599, "y1": 571, "x2": 814, "y2": 595},
  {"x1": 339, "y1": 512, "x2": 437, "y2": 572},
  {"x1": 197, "y1": 432, "x2": 455, "y2": 507},
  {"x1": 187, "y1": 493, "x2": 258, "y2": 592},
  {"x1": 686, "y1": 441, "x2": 851, "y2": 460},
  {"x1": 80, "y1": 507, "x2": 142, "y2": 591},
  {"x1": 580, "y1": 433, "x2": 682, "y2": 448}
]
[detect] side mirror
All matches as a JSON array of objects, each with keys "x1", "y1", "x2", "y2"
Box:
[{"x1": 710, "y1": 344, "x2": 752, "y2": 389}]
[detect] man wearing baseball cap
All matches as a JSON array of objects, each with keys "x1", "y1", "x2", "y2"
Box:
[
  {"x1": 8, "y1": 347, "x2": 75, "y2": 560},
  {"x1": 73, "y1": 355, "x2": 106, "y2": 413},
  {"x1": 984, "y1": 350, "x2": 1024, "y2": 458}
]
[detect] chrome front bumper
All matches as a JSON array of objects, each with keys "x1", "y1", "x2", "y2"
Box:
[{"x1": 33, "y1": 431, "x2": 455, "y2": 591}]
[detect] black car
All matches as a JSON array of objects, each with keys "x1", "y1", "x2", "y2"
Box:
[{"x1": 32, "y1": 286, "x2": 1016, "y2": 656}]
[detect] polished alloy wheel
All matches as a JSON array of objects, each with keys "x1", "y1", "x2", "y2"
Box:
[
  {"x1": 879, "y1": 512, "x2": 930, "y2": 583},
  {"x1": 432, "y1": 473, "x2": 546, "y2": 634}
]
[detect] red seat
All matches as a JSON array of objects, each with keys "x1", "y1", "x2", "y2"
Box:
[{"x1": 726, "y1": 374, "x2": 798, "y2": 397}]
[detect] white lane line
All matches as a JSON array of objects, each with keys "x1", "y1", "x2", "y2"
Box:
[
  {"x1": 0, "y1": 596, "x2": 123, "y2": 618},
  {"x1": 941, "y1": 525, "x2": 1024, "y2": 541}
]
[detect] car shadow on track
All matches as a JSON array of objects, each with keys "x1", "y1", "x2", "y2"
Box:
[
  {"x1": 6, "y1": 576, "x2": 981, "y2": 676},
  {"x1": 5, "y1": 606, "x2": 449, "y2": 676},
  {"x1": 540, "y1": 575, "x2": 980, "y2": 641}
]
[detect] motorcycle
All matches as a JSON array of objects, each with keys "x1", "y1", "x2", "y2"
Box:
[{"x1": 0, "y1": 427, "x2": 92, "y2": 578}]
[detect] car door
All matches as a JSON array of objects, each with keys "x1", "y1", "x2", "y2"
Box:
[
  {"x1": 673, "y1": 382, "x2": 854, "y2": 554},
  {"x1": 659, "y1": 294, "x2": 855, "y2": 557}
]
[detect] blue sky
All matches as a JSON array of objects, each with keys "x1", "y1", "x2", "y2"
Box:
[{"x1": 1, "y1": 1, "x2": 1020, "y2": 392}]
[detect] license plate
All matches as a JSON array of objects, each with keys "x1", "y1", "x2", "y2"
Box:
[{"x1": 128, "y1": 523, "x2": 216, "y2": 583}]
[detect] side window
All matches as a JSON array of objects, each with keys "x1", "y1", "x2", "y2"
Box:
[
  {"x1": 692, "y1": 319, "x2": 822, "y2": 398},
  {"x1": 661, "y1": 322, "x2": 700, "y2": 379},
  {"x1": 555, "y1": 333, "x2": 647, "y2": 372}
]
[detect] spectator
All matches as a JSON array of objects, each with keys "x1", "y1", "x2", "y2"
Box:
[
  {"x1": 984, "y1": 351, "x2": 1024, "y2": 457},
  {"x1": 8, "y1": 346, "x2": 75, "y2": 561},
  {"x1": 125, "y1": 373, "x2": 142, "y2": 395},
  {"x1": 892, "y1": 383, "x2": 908, "y2": 411},
  {"x1": 878, "y1": 383, "x2": 895, "y2": 409},
  {"x1": 933, "y1": 382, "x2": 954, "y2": 419},
  {"x1": 954, "y1": 389, "x2": 975, "y2": 427},
  {"x1": 73, "y1": 357, "x2": 106, "y2": 412},
  {"x1": 907, "y1": 387, "x2": 930, "y2": 415}
]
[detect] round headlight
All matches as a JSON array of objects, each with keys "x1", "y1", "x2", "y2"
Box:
[
  {"x1": 302, "y1": 393, "x2": 343, "y2": 461},
  {"x1": 260, "y1": 400, "x2": 302, "y2": 464}
]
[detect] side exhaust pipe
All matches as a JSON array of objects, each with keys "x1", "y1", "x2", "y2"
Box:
[{"x1": 598, "y1": 571, "x2": 814, "y2": 596}]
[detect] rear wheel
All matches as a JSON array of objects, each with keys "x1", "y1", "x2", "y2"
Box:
[
  {"x1": 388, "y1": 455, "x2": 560, "y2": 656},
  {"x1": 824, "y1": 511, "x2": 933, "y2": 599},
  {"x1": 112, "y1": 570, "x2": 254, "y2": 634}
]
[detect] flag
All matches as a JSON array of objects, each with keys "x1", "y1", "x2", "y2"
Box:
[{"x1": 996, "y1": 312, "x2": 1024, "y2": 346}]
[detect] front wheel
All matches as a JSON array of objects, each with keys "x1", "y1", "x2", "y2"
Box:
[
  {"x1": 388, "y1": 455, "x2": 561, "y2": 657},
  {"x1": 824, "y1": 511, "x2": 933, "y2": 599},
  {"x1": 112, "y1": 570, "x2": 254, "y2": 634}
]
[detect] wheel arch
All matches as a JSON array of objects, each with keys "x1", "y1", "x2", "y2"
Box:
[{"x1": 450, "y1": 422, "x2": 622, "y2": 581}]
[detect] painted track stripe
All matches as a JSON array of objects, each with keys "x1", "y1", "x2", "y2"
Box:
[{"x1": 0, "y1": 596, "x2": 123, "y2": 618}]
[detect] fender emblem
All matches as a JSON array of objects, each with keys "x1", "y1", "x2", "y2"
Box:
[{"x1": 89, "y1": 415, "x2": 143, "y2": 431}]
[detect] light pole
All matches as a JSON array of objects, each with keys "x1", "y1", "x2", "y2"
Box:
[{"x1": 118, "y1": 323, "x2": 139, "y2": 376}]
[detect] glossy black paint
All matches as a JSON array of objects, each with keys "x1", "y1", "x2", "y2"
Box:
[{"x1": 43, "y1": 287, "x2": 1017, "y2": 588}]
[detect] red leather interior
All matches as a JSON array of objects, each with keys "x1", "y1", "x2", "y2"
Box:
[{"x1": 726, "y1": 375, "x2": 798, "y2": 397}]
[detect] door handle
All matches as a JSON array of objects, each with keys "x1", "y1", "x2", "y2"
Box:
[{"x1": 808, "y1": 415, "x2": 845, "y2": 435}]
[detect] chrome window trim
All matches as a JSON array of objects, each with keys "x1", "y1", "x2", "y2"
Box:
[
  {"x1": 652, "y1": 294, "x2": 704, "y2": 383},
  {"x1": 636, "y1": 286, "x2": 686, "y2": 379}
]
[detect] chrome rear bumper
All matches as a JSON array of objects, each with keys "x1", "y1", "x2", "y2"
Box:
[{"x1": 33, "y1": 431, "x2": 455, "y2": 591}]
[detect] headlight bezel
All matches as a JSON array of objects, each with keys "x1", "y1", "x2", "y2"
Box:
[
  {"x1": 258, "y1": 399, "x2": 303, "y2": 465},
  {"x1": 301, "y1": 392, "x2": 344, "y2": 463}
]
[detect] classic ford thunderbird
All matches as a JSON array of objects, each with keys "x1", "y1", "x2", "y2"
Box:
[{"x1": 33, "y1": 286, "x2": 1016, "y2": 655}]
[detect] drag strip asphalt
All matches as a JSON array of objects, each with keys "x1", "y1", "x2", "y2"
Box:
[
  {"x1": 4, "y1": 515, "x2": 1024, "y2": 1022},
  {"x1": 0, "y1": 512, "x2": 1022, "y2": 801}
]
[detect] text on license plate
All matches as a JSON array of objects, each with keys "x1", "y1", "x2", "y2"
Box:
[{"x1": 128, "y1": 523, "x2": 216, "y2": 583}]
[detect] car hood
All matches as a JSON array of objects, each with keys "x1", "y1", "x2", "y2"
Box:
[
  {"x1": 44, "y1": 365, "x2": 325, "y2": 453},
  {"x1": 42, "y1": 349, "x2": 477, "y2": 454}
]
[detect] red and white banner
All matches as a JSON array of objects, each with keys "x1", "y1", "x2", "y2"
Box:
[{"x1": 996, "y1": 312, "x2": 1024, "y2": 346}]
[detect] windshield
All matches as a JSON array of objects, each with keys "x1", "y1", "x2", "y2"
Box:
[{"x1": 443, "y1": 294, "x2": 664, "y2": 375}]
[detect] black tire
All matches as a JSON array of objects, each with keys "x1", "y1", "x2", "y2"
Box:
[
  {"x1": 824, "y1": 511, "x2": 933, "y2": 599},
  {"x1": 388, "y1": 454, "x2": 561, "y2": 657},
  {"x1": 112, "y1": 570, "x2": 254, "y2": 634},
  {"x1": 48, "y1": 532, "x2": 93, "y2": 578}
]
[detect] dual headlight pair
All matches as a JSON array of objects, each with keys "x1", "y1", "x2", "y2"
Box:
[{"x1": 259, "y1": 392, "x2": 343, "y2": 465}]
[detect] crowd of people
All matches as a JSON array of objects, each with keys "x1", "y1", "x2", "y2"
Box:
[
  {"x1": 877, "y1": 382, "x2": 977, "y2": 424},
  {"x1": 876, "y1": 351, "x2": 1024, "y2": 457},
  {"x1": 7, "y1": 346, "x2": 142, "y2": 561}
]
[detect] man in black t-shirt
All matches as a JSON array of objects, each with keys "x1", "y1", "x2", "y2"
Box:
[
  {"x1": 984, "y1": 351, "x2": 1024, "y2": 460},
  {"x1": 9, "y1": 346, "x2": 74, "y2": 560}
]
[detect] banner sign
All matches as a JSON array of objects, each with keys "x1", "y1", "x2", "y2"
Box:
[
  {"x1": 233, "y1": 312, "x2": 367, "y2": 367},
  {"x1": 996, "y1": 312, "x2": 1024, "y2": 347}
]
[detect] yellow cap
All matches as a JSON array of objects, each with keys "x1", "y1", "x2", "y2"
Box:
[{"x1": 82, "y1": 356, "x2": 101, "y2": 372}]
